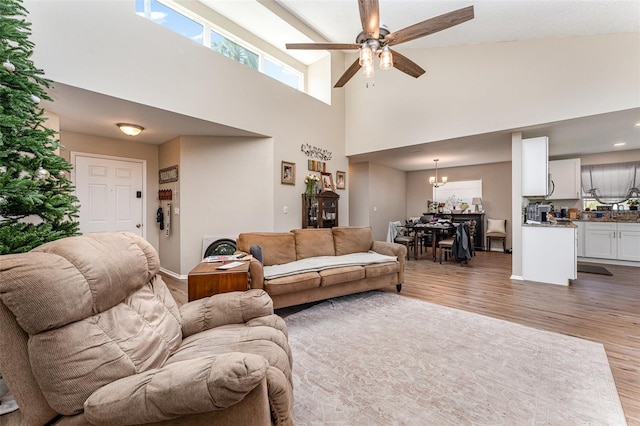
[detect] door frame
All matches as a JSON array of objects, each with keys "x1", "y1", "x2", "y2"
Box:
[{"x1": 71, "y1": 151, "x2": 147, "y2": 239}]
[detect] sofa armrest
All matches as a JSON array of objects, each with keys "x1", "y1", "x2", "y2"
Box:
[
  {"x1": 371, "y1": 241, "x2": 406, "y2": 284},
  {"x1": 180, "y1": 289, "x2": 273, "y2": 338},
  {"x1": 372, "y1": 240, "x2": 406, "y2": 259},
  {"x1": 84, "y1": 353, "x2": 268, "y2": 425},
  {"x1": 248, "y1": 258, "x2": 265, "y2": 289}
]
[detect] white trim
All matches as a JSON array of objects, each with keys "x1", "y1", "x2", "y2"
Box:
[
  {"x1": 510, "y1": 274, "x2": 524, "y2": 281},
  {"x1": 70, "y1": 151, "x2": 147, "y2": 240},
  {"x1": 160, "y1": 267, "x2": 187, "y2": 281},
  {"x1": 577, "y1": 257, "x2": 640, "y2": 268}
]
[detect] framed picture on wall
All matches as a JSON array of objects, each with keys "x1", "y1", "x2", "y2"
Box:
[
  {"x1": 281, "y1": 161, "x2": 295, "y2": 185},
  {"x1": 336, "y1": 171, "x2": 346, "y2": 189},
  {"x1": 321, "y1": 172, "x2": 334, "y2": 192}
]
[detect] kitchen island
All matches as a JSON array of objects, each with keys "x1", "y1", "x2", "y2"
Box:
[{"x1": 522, "y1": 222, "x2": 577, "y2": 286}]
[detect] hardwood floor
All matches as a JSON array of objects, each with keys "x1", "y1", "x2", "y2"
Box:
[{"x1": 163, "y1": 251, "x2": 640, "y2": 424}]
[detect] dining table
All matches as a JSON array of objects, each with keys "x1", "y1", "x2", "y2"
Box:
[{"x1": 405, "y1": 222, "x2": 456, "y2": 261}]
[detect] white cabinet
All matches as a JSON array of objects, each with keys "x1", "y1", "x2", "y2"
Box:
[
  {"x1": 522, "y1": 225, "x2": 576, "y2": 286},
  {"x1": 548, "y1": 158, "x2": 581, "y2": 200},
  {"x1": 583, "y1": 222, "x2": 640, "y2": 261},
  {"x1": 617, "y1": 223, "x2": 640, "y2": 262},
  {"x1": 575, "y1": 221, "x2": 585, "y2": 257},
  {"x1": 584, "y1": 222, "x2": 617, "y2": 259},
  {"x1": 522, "y1": 137, "x2": 548, "y2": 197}
]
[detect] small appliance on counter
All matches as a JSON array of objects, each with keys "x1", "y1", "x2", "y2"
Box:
[{"x1": 526, "y1": 203, "x2": 551, "y2": 224}]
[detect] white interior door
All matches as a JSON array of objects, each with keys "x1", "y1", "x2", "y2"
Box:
[{"x1": 74, "y1": 154, "x2": 144, "y2": 236}]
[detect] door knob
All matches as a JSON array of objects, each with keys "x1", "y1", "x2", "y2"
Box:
[{"x1": 136, "y1": 223, "x2": 142, "y2": 228}]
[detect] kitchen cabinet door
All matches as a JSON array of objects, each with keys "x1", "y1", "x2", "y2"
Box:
[
  {"x1": 522, "y1": 137, "x2": 548, "y2": 197},
  {"x1": 548, "y1": 158, "x2": 581, "y2": 200},
  {"x1": 617, "y1": 223, "x2": 640, "y2": 262},
  {"x1": 584, "y1": 223, "x2": 617, "y2": 259}
]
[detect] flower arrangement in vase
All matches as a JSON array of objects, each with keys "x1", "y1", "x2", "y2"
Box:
[{"x1": 304, "y1": 174, "x2": 320, "y2": 195}]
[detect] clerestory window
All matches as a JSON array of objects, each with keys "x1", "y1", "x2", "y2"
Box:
[{"x1": 135, "y1": 0, "x2": 303, "y2": 90}]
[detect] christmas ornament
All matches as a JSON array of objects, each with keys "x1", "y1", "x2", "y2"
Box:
[
  {"x1": 0, "y1": 166, "x2": 6, "y2": 174},
  {"x1": 58, "y1": 170, "x2": 66, "y2": 178},
  {"x1": 31, "y1": 94, "x2": 41, "y2": 104},
  {"x1": 2, "y1": 60, "x2": 15, "y2": 73},
  {"x1": 35, "y1": 167, "x2": 50, "y2": 180}
]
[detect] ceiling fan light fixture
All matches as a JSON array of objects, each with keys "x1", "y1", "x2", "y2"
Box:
[
  {"x1": 359, "y1": 42, "x2": 373, "y2": 66},
  {"x1": 117, "y1": 123, "x2": 144, "y2": 137},
  {"x1": 379, "y1": 46, "x2": 393, "y2": 69},
  {"x1": 363, "y1": 62, "x2": 375, "y2": 78}
]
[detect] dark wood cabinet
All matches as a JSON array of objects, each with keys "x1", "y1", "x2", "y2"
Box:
[
  {"x1": 302, "y1": 191, "x2": 339, "y2": 228},
  {"x1": 187, "y1": 261, "x2": 250, "y2": 302}
]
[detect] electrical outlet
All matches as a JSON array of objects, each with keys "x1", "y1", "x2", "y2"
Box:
[{"x1": 283, "y1": 206, "x2": 288, "y2": 214}]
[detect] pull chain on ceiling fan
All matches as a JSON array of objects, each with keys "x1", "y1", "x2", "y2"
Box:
[{"x1": 286, "y1": 0, "x2": 474, "y2": 88}]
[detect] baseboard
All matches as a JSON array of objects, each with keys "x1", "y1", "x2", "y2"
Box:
[
  {"x1": 577, "y1": 257, "x2": 640, "y2": 268},
  {"x1": 510, "y1": 274, "x2": 524, "y2": 281},
  {"x1": 160, "y1": 267, "x2": 187, "y2": 280}
]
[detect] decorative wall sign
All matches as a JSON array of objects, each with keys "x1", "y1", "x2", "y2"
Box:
[
  {"x1": 308, "y1": 160, "x2": 326, "y2": 172},
  {"x1": 301, "y1": 143, "x2": 332, "y2": 161},
  {"x1": 159, "y1": 165, "x2": 178, "y2": 183}
]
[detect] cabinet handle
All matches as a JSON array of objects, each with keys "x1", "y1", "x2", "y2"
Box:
[
  {"x1": 613, "y1": 231, "x2": 616, "y2": 239},
  {"x1": 619, "y1": 231, "x2": 622, "y2": 239}
]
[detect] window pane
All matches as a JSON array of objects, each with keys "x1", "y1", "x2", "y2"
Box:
[
  {"x1": 211, "y1": 30, "x2": 258, "y2": 70},
  {"x1": 136, "y1": 0, "x2": 203, "y2": 44},
  {"x1": 264, "y1": 57, "x2": 301, "y2": 90}
]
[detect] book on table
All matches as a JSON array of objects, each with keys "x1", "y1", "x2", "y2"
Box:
[{"x1": 203, "y1": 254, "x2": 252, "y2": 263}]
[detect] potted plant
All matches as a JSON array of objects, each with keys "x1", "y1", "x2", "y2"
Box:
[{"x1": 627, "y1": 199, "x2": 639, "y2": 210}]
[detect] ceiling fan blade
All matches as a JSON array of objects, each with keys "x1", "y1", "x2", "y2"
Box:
[
  {"x1": 334, "y1": 58, "x2": 362, "y2": 88},
  {"x1": 286, "y1": 43, "x2": 360, "y2": 50},
  {"x1": 358, "y1": 0, "x2": 380, "y2": 40},
  {"x1": 390, "y1": 49, "x2": 425, "y2": 79},
  {"x1": 385, "y1": 5, "x2": 474, "y2": 46}
]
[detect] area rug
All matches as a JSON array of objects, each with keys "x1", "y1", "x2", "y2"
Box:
[
  {"x1": 284, "y1": 291, "x2": 626, "y2": 425},
  {"x1": 577, "y1": 263, "x2": 613, "y2": 276}
]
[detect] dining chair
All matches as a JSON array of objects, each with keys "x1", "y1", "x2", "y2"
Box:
[
  {"x1": 388, "y1": 221, "x2": 413, "y2": 260},
  {"x1": 486, "y1": 218, "x2": 507, "y2": 253}
]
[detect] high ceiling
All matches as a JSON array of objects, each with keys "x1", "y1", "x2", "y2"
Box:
[{"x1": 41, "y1": 0, "x2": 640, "y2": 171}]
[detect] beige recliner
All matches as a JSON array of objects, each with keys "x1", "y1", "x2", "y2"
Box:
[{"x1": 0, "y1": 232, "x2": 293, "y2": 425}]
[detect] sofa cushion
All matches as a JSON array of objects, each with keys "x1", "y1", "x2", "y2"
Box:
[
  {"x1": 263, "y1": 272, "x2": 321, "y2": 296},
  {"x1": 319, "y1": 266, "x2": 365, "y2": 287},
  {"x1": 365, "y1": 262, "x2": 399, "y2": 278},
  {"x1": 237, "y1": 233, "x2": 296, "y2": 266},
  {"x1": 332, "y1": 227, "x2": 374, "y2": 256},
  {"x1": 291, "y1": 228, "x2": 335, "y2": 259}
]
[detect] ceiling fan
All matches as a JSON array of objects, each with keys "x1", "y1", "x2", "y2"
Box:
[{"x1": 286, "y1": 0, "x2": 474, "y2": 87}]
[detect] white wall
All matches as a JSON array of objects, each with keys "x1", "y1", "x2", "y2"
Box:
[
  {"x1": 179, "y1": 136, "x2": 273, "y2": 272},
  {"x1": 25, "y1": 0, "x2": 347, "y2": 275},
  {"x1": 344, "y1": 33, "x2": 640, "y2": 156},
  {"x1": 350, "y1": 162, "x2": 406, "y2": 241}
]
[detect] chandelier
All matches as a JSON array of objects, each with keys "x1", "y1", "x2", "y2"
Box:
[{"x1": 429, "y1": 159, "x2": 447, "y2": 188}]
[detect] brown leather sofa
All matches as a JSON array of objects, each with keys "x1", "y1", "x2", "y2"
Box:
[
  {"x1": 0, "y1": 232, "x2": 293, "y2": 425},
  {"x1": 237, "y1": 226, "x2": 406, "y2": 309}
]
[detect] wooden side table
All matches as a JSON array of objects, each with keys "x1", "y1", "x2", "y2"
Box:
[{"x1": 187, "y1": 261, "x2": 250, "y2": 302}]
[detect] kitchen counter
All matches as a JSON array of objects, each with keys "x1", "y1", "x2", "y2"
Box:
[{"x1": 523, "y1": 221, "x2": 577, "y2": 228}]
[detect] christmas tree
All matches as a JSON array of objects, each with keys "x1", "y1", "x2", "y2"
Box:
[{"x1": 0, "y1": 0, "x2": 79, "y2": 254}]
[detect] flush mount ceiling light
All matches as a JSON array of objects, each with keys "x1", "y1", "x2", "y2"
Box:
[{"x1": 117, "y1": 123, "x2": 144, "y2": 136}]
